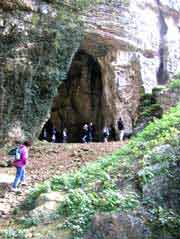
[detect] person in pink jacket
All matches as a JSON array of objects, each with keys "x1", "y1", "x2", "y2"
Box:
[{"x1": 12, "y1": 140, "x2": 32, "y2": 192}]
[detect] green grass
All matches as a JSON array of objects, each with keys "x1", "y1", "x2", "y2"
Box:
[
  {"x1": 14, "y1": 104, "x2": 180, "y2": 238},
  {"x1": 50, "y1": 105, "x2": 180, "y2": 237}
]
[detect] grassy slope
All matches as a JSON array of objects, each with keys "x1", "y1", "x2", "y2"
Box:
[{"x1": 2, "y1": 104, "x2": 180, "y2": 239}]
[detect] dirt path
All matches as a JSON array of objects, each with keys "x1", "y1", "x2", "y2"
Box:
[{"x1": 0, "y1": 141, "x2": 125, "y2": 228}]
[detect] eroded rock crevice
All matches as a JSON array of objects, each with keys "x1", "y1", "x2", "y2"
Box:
[{"x1": 156, "y1": 0, "x2": 169, "y2": 84}]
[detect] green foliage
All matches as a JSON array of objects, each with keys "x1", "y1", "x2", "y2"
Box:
[
  {"x1": 174, "y1": 70, "x2": 180, "y2": 79},
  {"x1": 141, "y1": 104, "x2": 163, "y2": 117},
  {"x1": 140, "y1": 93, "x2": 156, "y2": 106},
  {"x1": 136, "y1": 93, "x2": 163, "y2": 126},
  {"x1": 138, "y1": 166, "x2": 154, "y2": 185},
  {"x1": 1, "y1": 228, "x2": 27, "y2": 239},
  {"x1": 48, "y1": 105, "x2": 180, "y2": 238},
  {"x1": 149, "y1": 207, "x2": 180, "y2": 238},
  {"x1": 58, "y1": 189, "x2": 139, "y2": 237},
  {"x1": 162, "y1": 70, "x2": 180, "y2": 92},
  {"x1": 15, "y1": 104, "x2": 180, "y2": 238},
  {"x1": 169, "y1": 79, "x2": 180, "y2": 91},
  {"x1": 51, "y1": 162, "x2": 113, "y2": 191},
  {"x1": 21, "y1": 182, "x2": 50, "y2": 210},
  {"x1": 19, "y1": 217, "x2": 40, "y2": 228},
  {"x1": 152, "y1": 86, "x2": 165, "y2": 94}
]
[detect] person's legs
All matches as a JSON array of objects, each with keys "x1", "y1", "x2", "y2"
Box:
[
  {"x1": 118, "y1": 130, "x2": 121, "y2": 140},
  {"x1": 82, "y1": 135, "x2": 85, "y2": 143},
  {"x1": 63, "y1": 136, "x2": 67, "y2": 143},
  {"x1": 120, "y1": 130, "x2": 124, "y2": 141},
  {"x1": 20, "y1": 167, "x2": 26, "y2": 184},
  {"x1": 12, "y1": 167, "x2": 23, "y2": 189},
  {"x1": 89, "y1": 132, "x2": 92, "y2": 142},
  {"x1": 82, "y1": 134, "x2": 87, "y2": 143}
]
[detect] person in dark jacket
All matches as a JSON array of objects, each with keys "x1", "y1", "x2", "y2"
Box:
[
  {"x1": 117, "y1": 117, "x2": 124, "y2": 141},
  {"x1": 109, "y1": 124, "x2": 116, "y2": 141},
  {"x1": 88, "y1": 122, "x2": 95, "y2": 142}
]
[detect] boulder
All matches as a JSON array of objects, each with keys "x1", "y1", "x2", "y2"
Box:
[
  {"x1": 140, "y1": 144, "x2": 180, "y2": 212},
  {"x1": 28, "y1": 202, "x2": 58, "y2": 224},
  {"x1": 142, "y1": 163, "x2": 180, "y2": 212},
  {"x1": 35, "y1": 191, "x2": 66, "y2": 207},
  {"x1": 85, "y1": 212, "x2": 151, "y2": 239},
  {"x1": 29, "y1": 191, "x2": 66, "y2": 224}
]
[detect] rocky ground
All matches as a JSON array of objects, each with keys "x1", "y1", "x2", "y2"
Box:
[{"x1": 0, "y1": 141, "x2": 125, "y2": 229}]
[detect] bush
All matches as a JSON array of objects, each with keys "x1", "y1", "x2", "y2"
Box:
[
  {"x1": 1, "y1": 228, "x2": 27, "y2": 239},
  {"x1": 169, "y1": 79, "x2": 180, "y2": 91},
  {"x1": 16, "y1": 104, "x2": 180, "y2": 238},
  {"x1": 20, "y1": 182, "x2": 50, "y2": 210},
  {"x1": 174, "y1": 70, "x2": 180, "y2": 79},
  {"x1": 141, "y1": 104, "x2": 163, "y2": 117},
  {"x1": 58, "y1": 189, "x2": 139, "y2": 237}
]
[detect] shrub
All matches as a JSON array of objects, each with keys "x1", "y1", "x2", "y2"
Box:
[
  {"x1": 174, "y1": 70, "x2": 180, "y2": 79},
  {"x1": 20, "y1": 182, "x2": 50, "y2": 210},
  {"x1": 149, "y1": 207, "x2": 180, "y2": 238},
  {"x1": 169, "y1": 79, "x2": 180, "y2": 91},
  {"x1": 58, "y1": 189, "x2": 139, "y2": 237},
  {"x1": 1, "y1": 228, "x2": 27, "y2": 239},
  {"x1": 16, "y1": 104, "x2": 180, "y2": 238}
]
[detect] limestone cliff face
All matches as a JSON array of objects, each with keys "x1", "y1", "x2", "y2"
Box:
[
  {"x1": 0, "y1": 0, "x2": 81, "y2": 144},
  {"x1": 0, "y1": 0, "x2": 179, "y2": 143},
  {"x1": 52, "y1": 0, "x2": 180, "y2": 140}
]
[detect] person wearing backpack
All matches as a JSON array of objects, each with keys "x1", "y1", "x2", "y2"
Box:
[{"x1": 11, "y1": 140, "x2": 32, "y2": 192}]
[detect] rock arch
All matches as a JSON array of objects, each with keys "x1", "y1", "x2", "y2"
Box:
[
  {"x1": 50, "y1": 49, "x2": 103, "y2": 142},
  {"x1": 46, "y1": 33, "x2": 143, "y2": 142}
]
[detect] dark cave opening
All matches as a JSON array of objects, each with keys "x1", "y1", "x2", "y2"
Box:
[{"x1": 40, "y1": 50, "x2": 104, "y2": 142}]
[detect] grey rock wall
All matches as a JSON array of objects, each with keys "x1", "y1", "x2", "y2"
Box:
[{"x1": 0, "y1": 0, "x2": 179, "y2": 144}]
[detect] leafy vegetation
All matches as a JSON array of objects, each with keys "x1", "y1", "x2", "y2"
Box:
[
  {"x1": 16, "y1": 104, "x2": 180, "y2": 238},
  {"x1": 136, "y1": 93, "x2": 163, "y2": 123},
  {"x1": 149, "y1": 207, "x2": 180, "y2": 239},
  {"x1": 169, "y1": 79, "x2": 180, "y2": 91},
  {"x1": 20, "y1": 182, "x2": 50, "y2": 210},
  {"x1": 1, "y1": 228, "x2": 27, "y2": 239},
  {"x1": 58, "y1": 189, "x2": 139, "y2": 237}
]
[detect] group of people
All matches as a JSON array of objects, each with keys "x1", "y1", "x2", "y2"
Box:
[
  {"x1": 79, "y1": 117, "x2": 124, "y2": 143},
  {"x1": 43, "y1": 127, "x2": 68, "y2": 143},
  {"x1": 102, "y1": 117, "x2": 124, "y2": 143},
  {"x1": 41, "y1": 117, "x2": 124, "y2": 143},
  {"x1": 10, "y1": 118, "x2": 124, "y2": 192}
]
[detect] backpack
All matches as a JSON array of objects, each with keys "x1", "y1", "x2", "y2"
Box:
[{"x1": 8, "y1": 147, "x2": 21, "y2": 160}]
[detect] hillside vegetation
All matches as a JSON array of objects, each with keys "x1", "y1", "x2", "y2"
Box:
[{"x1": 1, "y1": 104, "x2": 180, "y2": 239}]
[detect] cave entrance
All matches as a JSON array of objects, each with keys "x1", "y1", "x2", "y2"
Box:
[{"x1": 49, "y1": 50, "x2": 103, "y2": 142}]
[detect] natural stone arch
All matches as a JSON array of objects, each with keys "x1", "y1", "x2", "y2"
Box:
[
  {"x1": 49, "y1": 49, "x2": 103, "y2": 142},
  {"x1": 80, "y1": 33, "x2": 143, "y2": 135},
  {"x1": 45, "y1": 33, "x2": 143, "y2": 142}
]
